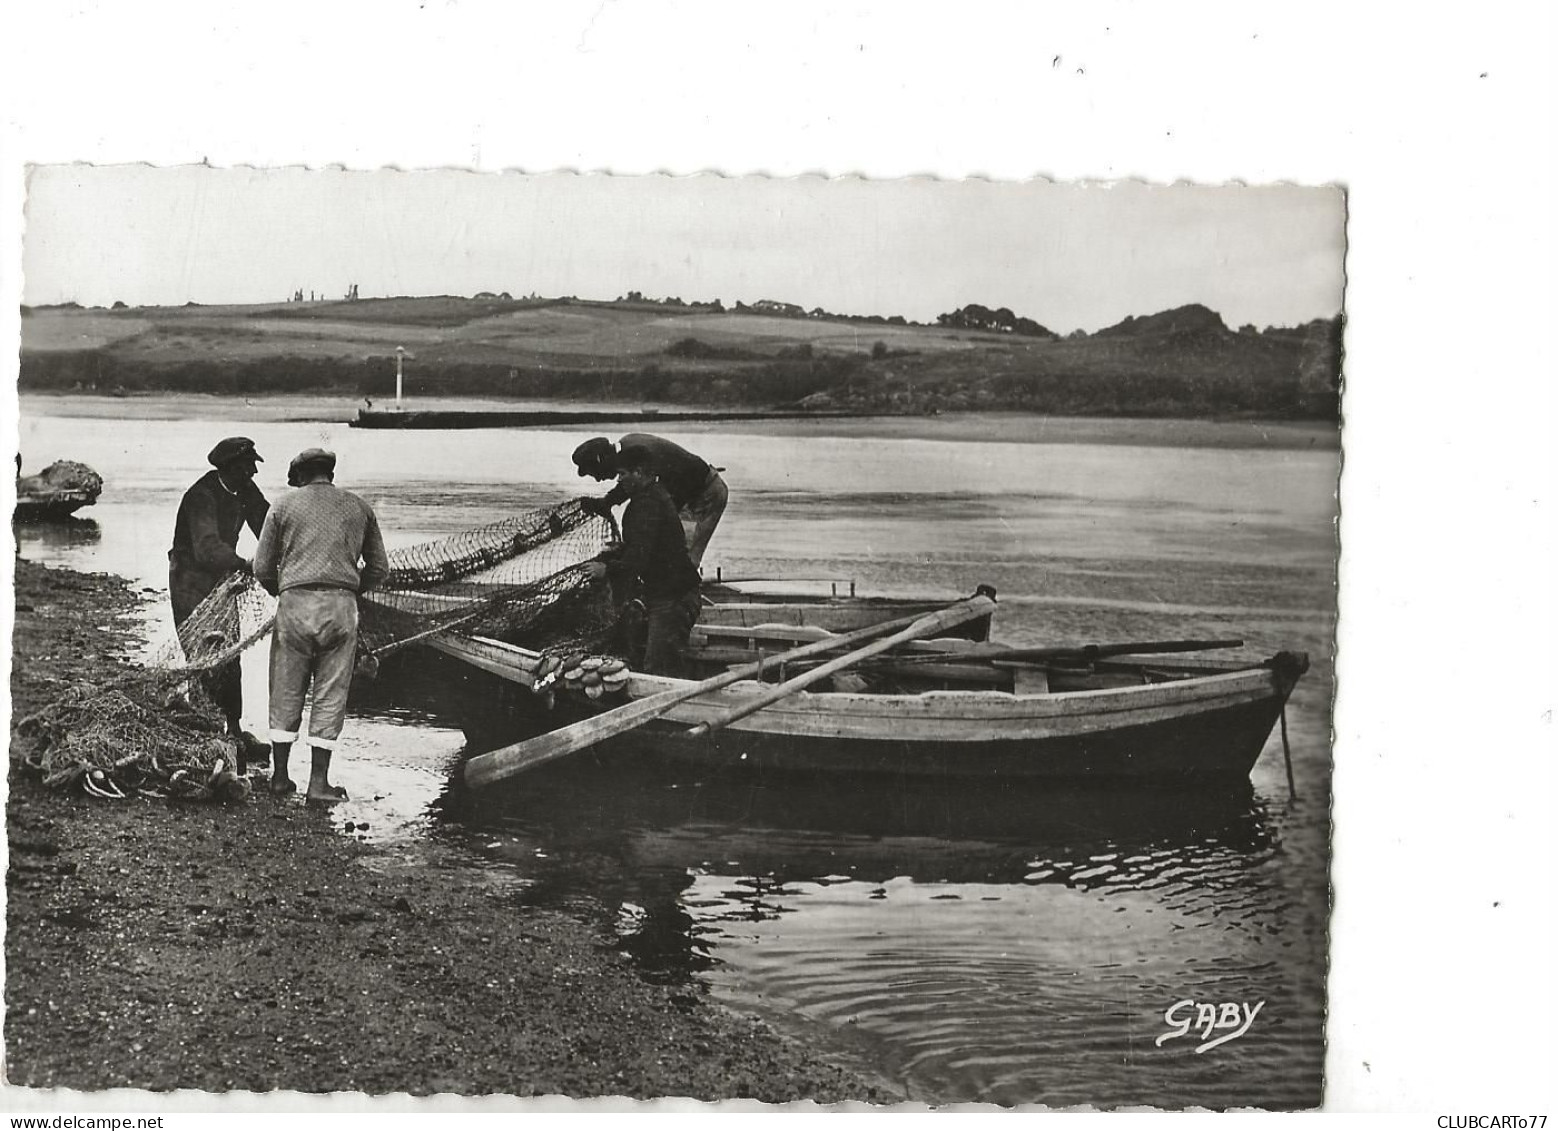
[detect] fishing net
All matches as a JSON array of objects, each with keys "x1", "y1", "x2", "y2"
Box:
[
  {"x1": 358, "y1": 497, "x2": 621, "y2": 663},
  {"x1": 14, "y1": 574, "x2": 279, "y2": 802},
  {"x1": 14, "y1": 498, "x2": 624, "y2": 802}
]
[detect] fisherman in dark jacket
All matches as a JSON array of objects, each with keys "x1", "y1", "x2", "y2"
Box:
[
  {"x1": 573, "y1": 433, "x2": 727, "y2": 569},
  {"x1": 169, "y1": 436, "x2": 270, "y2": 751},
  {"x1": 582, "y1": 446, "x2": 702, "y2": 676}
]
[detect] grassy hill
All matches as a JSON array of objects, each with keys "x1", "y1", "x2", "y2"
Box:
[{"x1": 18, "y1": 297, "x2": 1342, "y2": 420}]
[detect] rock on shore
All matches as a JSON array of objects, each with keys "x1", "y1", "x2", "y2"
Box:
[{"x1": 5, "y1": 560, "x2": 900, "y2": 1105}]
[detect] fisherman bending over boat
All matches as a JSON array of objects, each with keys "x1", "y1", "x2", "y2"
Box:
[
  {"x1": 573, "y1": 434, "x2": 727, "y2": 569},
  {"x1": 254, "y1": 448, "x2": 389, "y2": 804},
  {"x1": 169, "y1": 436, "x2": 270, "y2": 762},
  {"x1": 582, "y1": 446, "x2": 702, "y2": 677}
]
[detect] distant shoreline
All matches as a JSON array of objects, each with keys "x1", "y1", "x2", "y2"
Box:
[
  {"x1": 19, "y1": 297, "x2": 1342, "y2": 423},
  {"x1": 19, "y1": 392, "x2": 1341, "y2": 450}
]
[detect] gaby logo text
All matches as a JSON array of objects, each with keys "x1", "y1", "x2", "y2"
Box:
[{"x1": 1155, "y1": 999, "x2": 1265, "y2": 1053}]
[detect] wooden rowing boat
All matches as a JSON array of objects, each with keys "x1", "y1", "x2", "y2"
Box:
[
  {"x1": 14, "y1": 460, "x2": 103, "y2": 522},
  {"x1": 427, "y1": 620, "x2": 1308, "y2": 782},
  {"x1": 14, "y1": 489, "x2": 98, "y2": 521},
  {"x1": 349, "y1": 407, "x2": 911, "y2": 430},
  {"x1": 698, "y1": 582, "x2": 992, "y2": 639},
  {"x1": 368, "y1": 580, "x2": 994, "y2": 642}
]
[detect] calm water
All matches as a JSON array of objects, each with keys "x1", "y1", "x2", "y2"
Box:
[{"x1": 14, "y1": 402, "x2": 1338, "y2": 1108}]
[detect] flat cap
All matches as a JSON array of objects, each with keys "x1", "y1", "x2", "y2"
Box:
[
  {"x1": 207, "y1": 436, "x2": 263, "y2": 468},
  {"x1": 572, "y1": 437, "x2": 615, "y2": 476},
  {"x1": 287, "y1": 447, "x2": 337, "y2": 486}
]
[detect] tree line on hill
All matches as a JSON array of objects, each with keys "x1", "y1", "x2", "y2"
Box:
[
  {"x1": 18, "y1": 298, "x2": 1342, "y2": 420},
  {"x1": 935, "y1": 304, "x2": 1057, "y2": 338}
]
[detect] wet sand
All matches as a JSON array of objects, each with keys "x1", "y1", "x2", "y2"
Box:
[
  {"x1": 4, "y1": 560, "x2": 903, "y2": 1106},
  {"x1": 19, "y1": 393, "x2": 1339, "y2": 450}
]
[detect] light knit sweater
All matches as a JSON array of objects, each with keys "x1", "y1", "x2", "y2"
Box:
[{"x1": 254, "y1": 482, "x2": 390, "y2": 595}]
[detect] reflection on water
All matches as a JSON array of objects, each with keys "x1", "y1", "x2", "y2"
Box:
[
  {"x1": 429, "y1": 755, "x2": 1318, "y2": 1108},
  {"x1": 437, "y1": 754, "x2": 1279, "y2": 933},
  {"x1": 12, "y1": 516, "x2": 103, "y2": 557}
]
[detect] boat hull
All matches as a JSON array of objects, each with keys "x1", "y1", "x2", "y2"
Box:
[
  {"x1": 14, "y1": 496, "x2": 94, "y2": 521},
  {"x1": 15, "y1": 462, "x2": 103, "y2": 522},
  {"x1": 350, "y1": 408, "x2": 909, "y2": 430},
  {"x1": 430, "y1": 632, "x2": 1301, "y2": 782},
  {"x1": 622, "y1": 689, "x2": 1284, "y2": 780}
]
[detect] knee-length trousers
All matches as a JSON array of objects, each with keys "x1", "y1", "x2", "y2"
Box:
[{"x1": 268, "y1": 586, "x2": 358, "y2": 749}]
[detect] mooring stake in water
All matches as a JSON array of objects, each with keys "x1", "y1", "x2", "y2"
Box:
[{"x1": 1281, "y1": 703, "x2": 1296, "y2": 800}]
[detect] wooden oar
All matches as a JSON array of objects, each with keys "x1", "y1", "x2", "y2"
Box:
[
  {"x1": 463, "y1": 591, "x2": 997, "y2": 788},
  {"x1": 685, "y1": 594, "x2": 1001, "y2": 738}
]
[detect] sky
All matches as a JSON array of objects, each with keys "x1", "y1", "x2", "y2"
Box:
[{"x1": 20, "y1": 165, "x2": 1344, "y2": 334}]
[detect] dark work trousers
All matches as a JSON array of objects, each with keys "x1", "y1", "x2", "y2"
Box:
[
  {"x1": 168, "y1": 554, "x2": 242, "y2": 728},
  {"x1": 642, "y1": 589, "x2": 703, "y2": 677},
  {"x1": 678, "y1": 470, "x2": 728, "y2": 569}
]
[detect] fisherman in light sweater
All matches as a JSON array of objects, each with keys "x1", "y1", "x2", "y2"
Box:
[{"x1": 254, "y1": 448, "x2": 389, "y2": 803}]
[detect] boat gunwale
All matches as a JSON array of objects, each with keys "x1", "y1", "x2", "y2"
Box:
[{"x1": 430, "y1": 631, "x2": 1290, "y2": 719}]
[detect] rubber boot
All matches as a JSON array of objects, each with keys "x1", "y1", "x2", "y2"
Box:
[
  {"x1": 269, "y1": 742, "x2": 297, "y2": 795},
  {"x1": 228, "y1": 717, "x2": 247, "y2": 776},
  {"x1": 237, "y1": 728, "x2": 270, "y2": 769}
]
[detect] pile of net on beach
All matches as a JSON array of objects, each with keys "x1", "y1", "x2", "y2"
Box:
[
  {"x1": 14, "y1": 498, "x2": 621, "y2": 803},
  {"x1": 13, "y1": 573, "x2": 279, "y2": 803}
]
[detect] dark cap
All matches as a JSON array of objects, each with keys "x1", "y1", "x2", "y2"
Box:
[
  {"x1": 207, "y1": 436, "x2": 263, "y2": 468},
  {"x1": 287, "y1": 447, "x2": 337, "y2": 487},
  {"x1": 572, "y1": 437, "x2": 615, "y2": 476}
]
